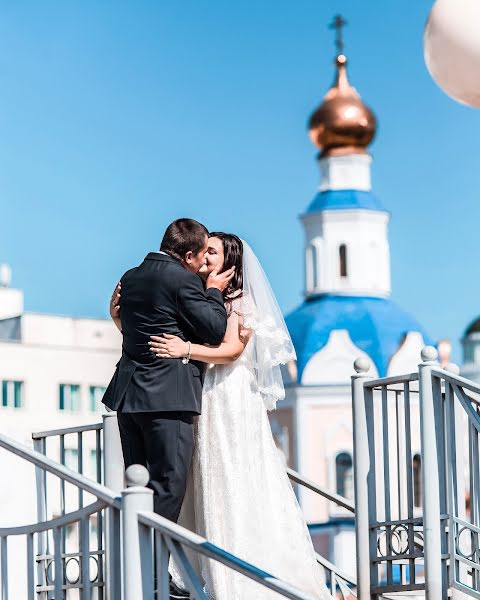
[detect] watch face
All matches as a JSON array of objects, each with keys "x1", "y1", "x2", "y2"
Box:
[{"x1": 182, "y1": 358, "x2": 188, "y2": 364}]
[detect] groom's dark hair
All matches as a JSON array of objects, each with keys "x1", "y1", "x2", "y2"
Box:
[{"x1": 160, "y1": 218, "x2": 209, "y2": 261}]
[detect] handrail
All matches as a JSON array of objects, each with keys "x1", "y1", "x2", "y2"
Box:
[
  {"x1": 0, "y1": 499, "x2": 107, "y2": 536},
  {"x1": 32, "y1": 422, "x2": 103, "y2": 439},
  {"x1": 137, "y1": 509, "x2": 318, "y2": 600},
  {"x1": 315, "y1": 552, "x2": 356, "y2": 586},
  {"x1": 0, "y1": 433, "x2": 120, "y2": 508},
  {"x1": 286, "y1": 468, "x2": 355, "y2": 513},
  {"x1": 364, "y1": 372, "x2": 419, "y2": 389},
  {"x1": 432, "y1": 366, "x2": 480, "y2": 397},
  {"x1": 29, "y1": 420, "x2": 355, "y2": 514}
]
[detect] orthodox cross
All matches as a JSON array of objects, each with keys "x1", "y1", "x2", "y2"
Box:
[{"x1": 329, "y1": 14, "x2": 347, "y2": 55}]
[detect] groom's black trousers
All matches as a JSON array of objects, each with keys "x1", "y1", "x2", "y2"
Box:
[{"x1": 117, "y1": 411, "x2": 195, "y2": 522}]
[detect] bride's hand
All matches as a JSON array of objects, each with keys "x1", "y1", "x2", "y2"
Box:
[
  {"x1": 149, "y1": 334, "x2": 189, "y2": 359},
  {"x1": 110, "y1": 282, "x2": 121, "y2": 319}
]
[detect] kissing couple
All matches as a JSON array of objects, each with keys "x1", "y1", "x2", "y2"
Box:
[{"x1": 103, "y1": 219, "x2": 332, "y2": 600}]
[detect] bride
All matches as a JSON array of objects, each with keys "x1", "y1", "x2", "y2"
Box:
[{"x1": 149, "y1": 233, "x2": 333, "y2": 600}]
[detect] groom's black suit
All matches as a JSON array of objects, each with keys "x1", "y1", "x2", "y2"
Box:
[{"x1": 103, "y1": 252, "x2": 227, "y2": 520}]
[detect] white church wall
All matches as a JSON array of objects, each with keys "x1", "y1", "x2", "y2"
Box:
[
  {"x1": 387, "y1": 331, "x2": 426, "y2": 376},
  {"x1": 301, "y1": 329, "x2": 378, "y2": 385},
  {"x1": 302, "y1": 208, "x2": 391, "y2": 298},
  {"x1": 303, "y1": 400, "x2": 353, "y2": 522},
  {"x1": 319, "y1": 154, "x2": 372, "y2": 192},
  {"x1": 325, "y1": 420, "x2": 354, "y2": 519}
]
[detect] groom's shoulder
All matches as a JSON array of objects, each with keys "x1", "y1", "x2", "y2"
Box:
[{"x1": 120, "y1": 266, "x2": 137, "y2": 282}]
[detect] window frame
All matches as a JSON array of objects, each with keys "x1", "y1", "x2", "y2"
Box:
[
  {"x1": 1, "y1": 380, "x2": 24, "y2": 409},
  {"x1": 59, "y1": 383, "x2": 81, "y2": 412}
]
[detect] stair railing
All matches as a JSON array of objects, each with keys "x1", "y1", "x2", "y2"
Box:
[
  {"x1": 123, "y1": 465, "x2": 318, "y2": 600},
  {"x1": 0, "y1": 432, "x2": 122, "y2": 600},
  {"x1": 429, "y1": 359, "x2": 480, "y2": 599},
  {"x1": 32, "y1": 415, "x2": 356, "y2": 599},
  {"x1": 352, "y1": 357, "x2": 427, "y2": 600},
  {"x1": 352, "y1": 346, "x2": 480, "y2": 600},
  {"x1": 0, "y1": 431, "x2": 330, "y2": 600}
]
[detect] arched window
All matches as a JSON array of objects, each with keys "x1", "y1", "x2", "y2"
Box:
[
  {"x1": 339, "y1": 244, "x2": 347, "y2": 278},
  {"x1": 413, "y1": 454, "x2": 422, "y2": 508},
  {"x1": 336, "y1": 452, "x2": 353, "y2": 500}
]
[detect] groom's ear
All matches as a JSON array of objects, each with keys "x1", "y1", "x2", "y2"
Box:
[{"x1": 183, "y1": 251, "x2": 193, "y2": 265}]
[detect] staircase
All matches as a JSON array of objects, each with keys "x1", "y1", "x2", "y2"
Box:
[
  {"x1": 0, "y1": 417, "x2": 357, "y2": 599},
  {"x1": 0, "y1": 345, "x2": 477, "y2": 599}
]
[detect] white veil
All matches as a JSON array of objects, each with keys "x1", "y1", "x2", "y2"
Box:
[{"x1": 239, "y1": 240, "x2": 296, "y2": 410}]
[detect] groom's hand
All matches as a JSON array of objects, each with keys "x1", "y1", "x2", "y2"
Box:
[{"x1": 206, "y1": 266, "x2": 235, "y2": 292}]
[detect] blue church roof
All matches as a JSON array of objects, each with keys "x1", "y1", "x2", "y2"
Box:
[
  {"x1": 306, "y1": 190, "x2": 385, "y2": 213},
  {"x1": 286, "y1": 295, "x2": 433, "y2": 379}
]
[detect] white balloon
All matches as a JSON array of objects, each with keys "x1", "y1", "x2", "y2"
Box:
[{"x1": 424, "y1": 0, "x2": 480, "y2": 107}]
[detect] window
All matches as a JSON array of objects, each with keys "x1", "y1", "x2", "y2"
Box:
[
  {"x1": 413, "y1": 454, "x2": 422, "y2": 508},
  {"x1": 59, "y1": 384, "x2": 80, "y2": 412},
  {"x1": 1, "y1": 381, "x2": 23, "y2": 408},
  {"x1": 89, "y1": 386, "x2": 106, "y2": 412},
  {"x1": 339, "y1": 244, "x2": 348, "y2": 277},
  {"x1": 336, "y1": 452, "x2": 353, "y2": 500}
]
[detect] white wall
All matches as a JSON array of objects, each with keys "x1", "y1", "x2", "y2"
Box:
[{"x1": 0, "y1": 312, "x2": 121, "y2": 598}]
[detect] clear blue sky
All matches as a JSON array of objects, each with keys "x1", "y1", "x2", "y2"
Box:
[{"x1": 0, "y1": 1, "x2": 479, "y2": 361}]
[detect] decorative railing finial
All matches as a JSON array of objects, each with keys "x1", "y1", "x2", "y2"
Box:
[
  {"x1": 125, "y1": 464, "x2": 150, "y2": 488},
  {"x1": 421, "y1": 345, "x2": 438, "y2": 364},
  {"x1": 354, "y1": 356, "x2": 370, "y2": 374}
]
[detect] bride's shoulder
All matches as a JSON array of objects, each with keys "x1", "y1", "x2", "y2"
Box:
[{"x1": 227, "y1": 292, "x2": 255, "y2": 319}]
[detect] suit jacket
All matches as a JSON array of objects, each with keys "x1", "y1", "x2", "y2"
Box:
[{"x1": 102, "y1": 252, "x2": 227, "y2": 414}]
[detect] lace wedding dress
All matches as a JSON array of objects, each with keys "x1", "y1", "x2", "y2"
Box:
[{"x1": 172, "y1": 242, "x2": 333, "y2": 600}]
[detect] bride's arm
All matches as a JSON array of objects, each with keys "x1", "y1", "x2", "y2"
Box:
[{"x1": 149, "y1": 311, "x2": 251, "y2": 364}]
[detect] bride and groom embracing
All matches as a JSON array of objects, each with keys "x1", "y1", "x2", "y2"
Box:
[{"x1": 103, "y1": 219, "x2": 332, "y2": 600}]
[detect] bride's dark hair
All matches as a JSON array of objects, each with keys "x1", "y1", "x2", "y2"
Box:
[{"x1": 208, "y1": 232, "x2": 243, "y2": 304}]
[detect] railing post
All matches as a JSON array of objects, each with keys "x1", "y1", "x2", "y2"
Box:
[
  {"x1": 103, "y1": 413, "x2": 125, "y2": 600},
  {"x1": 351, "y1": 357, "x2": 372, "y2": 600},
  {"x1": 103, "y1": 412, "x2": 124, "y2": 493},
  {"x1": 419, "y1": 346, "x2": 445, "y2": 600},
  {"x1": 122, "y1": 465, "x2": 154, "y2": 600}
]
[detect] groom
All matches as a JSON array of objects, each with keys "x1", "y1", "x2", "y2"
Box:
[{"x1": 103, "y1": 218, "x2": 233, "y2": 522}]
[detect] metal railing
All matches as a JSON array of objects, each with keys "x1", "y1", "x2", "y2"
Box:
[
  {"x1": 0, "y1": 424, "x2": 348, "y2": 599},
  {"x1": 32, "y1": 413, "x2": 125, "y2": 493},
  {"x1": 286, "y1": 467, "x2": 355, "y2": 514},
  {"x1": 0, "y1": 432, "x2": 122, "y2": 600},
  {"x1": 31, "y1": 415, "x2": 357, "y2": 599},
  {"x1": 430, "y1": 363, "x2": 480, "y2": 599},
  {"x1": 120, "y1": 465, "x2": 319, "y2": 600},
  {"x1": 352, "y1": 361, "x2": 426, "y2": 599},
  {"x1": 352, "y1": 347, "x2": 480, "y2": 600}
]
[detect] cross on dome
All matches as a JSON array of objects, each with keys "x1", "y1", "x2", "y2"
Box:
[{"x1": 329, "y1": 14, "x2": 347, "y2": 56}]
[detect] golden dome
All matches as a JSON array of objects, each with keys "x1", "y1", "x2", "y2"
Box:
[{"x1": 308, "y1": 54, "x2": 376, "y2": 157}]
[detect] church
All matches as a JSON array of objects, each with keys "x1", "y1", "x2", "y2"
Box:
[{"x1": 271, "y1": 37, "x2": 434, "y2": 576}]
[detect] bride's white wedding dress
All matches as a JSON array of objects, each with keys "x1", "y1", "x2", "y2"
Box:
[{"x1": 172, "y1": 243, "x2": 333, "y2": 600}]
